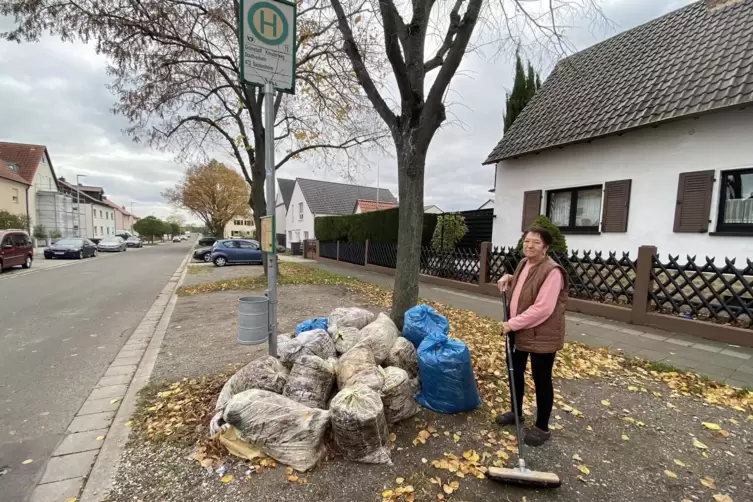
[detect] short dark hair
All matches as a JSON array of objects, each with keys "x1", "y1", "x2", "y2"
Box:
[{"x1": 524, "y1": 226, "x2": 553, "y2": 247}]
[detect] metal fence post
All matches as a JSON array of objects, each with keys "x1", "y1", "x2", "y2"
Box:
[
  {"x1": 631, "y1": 245, "x2": 657, "y2": 325},
  {"x1": 336, "y1": 241, "x2": 340, "y2": 262},
  {"x1": 364, "y1": 239, "x2": 370, "y2": 266}
]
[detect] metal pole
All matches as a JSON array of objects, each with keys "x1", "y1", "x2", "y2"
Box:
[{"x1": 264, "y1": 82, "x2": 278, "y2": 357}]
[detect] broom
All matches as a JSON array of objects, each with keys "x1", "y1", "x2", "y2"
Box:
[{"x1": 487, "y1": 291, "x2": 561, "y2": 489}]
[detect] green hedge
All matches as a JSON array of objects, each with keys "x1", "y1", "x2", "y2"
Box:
[{"x1": 315, "y1": 208, "x2": 438, "y2": 244}]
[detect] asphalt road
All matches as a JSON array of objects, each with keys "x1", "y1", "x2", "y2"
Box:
[{"x1": 0, "y1": 240, "x2": 192, "y2": 502}]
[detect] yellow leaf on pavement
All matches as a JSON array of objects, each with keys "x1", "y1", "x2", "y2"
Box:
[
  {"x1": 586, "y1": 425, "x2": 593, "y2": 432},
  {"x1": 701, "y1": 477, "x2": 716, "y2": 489},
  {"x1": 673, "y1": 459, "x2": 686, "y2": 467},
  {"x1": 396, "y1": 477, "x2": 404, "y2": 485},
  {"x1": 436, "y1": 495, "x2": 444, "y2": 500},
  {"x1": 442, "y1": 484, "x2": 454, "y2": 494},
  {"x1": 64, "y1": 499, "x2": 77, "y2": 502},
  {"x1": 601, "y1": 400, "x2": 610, "y2": 407},
  {"x1": 664, "y1": 470, "x2": 677, "y2": 479},
  {"x1": 287, "y1": 475, "x2": 299, "y2": 482},
  {"x1": 389, "y1": 433, "x2": 397, "y2": 442},
  {"x1": 627, "y1": 385, "x2": 638, "y2": 391},
  {"x1": 109, "y1": 398, "x2": 120, "y2": 404},
  {"x1": 96, "y1": 436, "x2": 105, "y2": 441},
  {"x1": 22, "y1": 459, "x2": 33, "y2": 465},
  {"x1": 702, "y1": 422, "x2": 721, "y2": 431},
  {"x1": 453, "y1": 434, "x2": 460, "y2": 443},
  {"x1": 621, "y1": 435, "x2": 630, "y2": 441},
  {"x1": 576, "y1": 475, "x2": 587, "y2": 483},
  {"x1": 712, "y1": 495, "x2": 733, "y2": 502},
  {"x1": 382, "y1": 489, "x2": 394, "y2": 498},
  {"x1": 719, "y1": 429, "x2": 729, "y2": 438},
  {"x1": 220, "y1": 474, "x2": 233, "y2": 483},
  {"x1": 577, "y1": 465, "x2": 590, "y2": 475},
  {"x1": 693, "y1": 438, "x2": 708, "y2": 449},
  {"x1": 572, "y1": 454, "x2": 583, "y2": 462}
]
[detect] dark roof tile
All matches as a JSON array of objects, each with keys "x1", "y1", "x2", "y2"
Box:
[{"x1": 296, "y1": 178, "x2": 397, "y2": 215}]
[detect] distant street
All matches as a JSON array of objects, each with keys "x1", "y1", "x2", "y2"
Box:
[{"x1": 0, "y1": 241, "x2": 191, "y2": 502}]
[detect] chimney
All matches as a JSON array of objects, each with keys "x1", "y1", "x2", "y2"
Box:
[{"x1": 707, "y1": 0, "x2": 742, "y2": 9}]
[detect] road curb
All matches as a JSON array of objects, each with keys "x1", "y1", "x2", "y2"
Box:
[{"x1": 27, "y1": 247, "x2": 193, "y2": 502}]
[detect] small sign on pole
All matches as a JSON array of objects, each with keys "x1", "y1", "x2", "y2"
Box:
[
  {"x1": 260, "y1": 215, "x2": 275, "y2": 254},
  {"x1": 240, "y1": 0, "x2": 297, "y2": 94}
]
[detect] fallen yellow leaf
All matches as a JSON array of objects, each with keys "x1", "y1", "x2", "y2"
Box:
[
  {"x1": 220, "y1": 474, "x2": 233, "y2": 483},
  {"x1": 719, "y1": 429, "x2": 730, "y2": 438},
  {"x1": 693, "y1": 438, "x2": 708, "y2": 449},
  {"x1": 124, "y1": 421, "x2": 132, "y2": 427},
  {"x1": 586, "y1": 425, "x2": 593, "y2": 432},
  {"x1": 627, "y1": 385, "x2": 638, "y2": 391},
  {"x1": 382, "y1": 489, "x2": 394, "y2": 498},
  {"x1": 442, "y1": 484, "x2": 454, "y2": 494},
  {"x1": 64, "y1": 498, "x2": 77, "y2": 502},
  {"x1": 572, "y1": 454, "x2": 583, "y2": 462},
  {"x1": 577, "y1": 464, "x2": 590, "y2": 475},
  {"x1": 436, "y1": 494, "x2": 444, "y2": 500},
  {"x1": 22, "y1": 459, "x2": 33, "y2": 465},
  {"x1": 389, "y1": 432, "x2": 397, "y2": 442},
  {"x1": 601, "y1": 400, "x2": 610, "y2": 407},
  {"x1": 701, "y1": 477, "x2": 716, "y2": 489},
  {"x1": 712, "y1": 495, "x2": 733, "y2": 502},
  {"x1": 702, "y1": 422, "x2": 721, "y2": 431},
  {"x1": 96, "y1": 436, "x2": 105, "y2": 441},
  {"x1": 664, "y1": 470, "x2": 677, "y2": 479},
  {"x1": 109, "y1": 398, "x2": 120, "y2": 404},
  {"x1": 396, "y1": 477, "x2": 404, "y2": 485},
  {"x1": 453, "y1": 434, "x2": 460, "y2": 443},
  {"x1": 673, "y1": 459, "x2": 686, "y2": 467},
  {"x1": 576, "y1": 474, "x2": 587, "y2": 483},
  {"x1": 621, "y1": 435, "x2": 630, "y2": 441},
  {"x1": 287, "y1": 475, "x2": 299, "y2": 482}
]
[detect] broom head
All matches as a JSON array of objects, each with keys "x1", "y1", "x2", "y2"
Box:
[{"x1": 487, "y1": 466, "x2": 561, "y2": 488}]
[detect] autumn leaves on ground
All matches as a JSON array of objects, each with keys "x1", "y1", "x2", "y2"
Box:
[{"x1": 107, "y1": 263, "x2": 752, "y2": 502}]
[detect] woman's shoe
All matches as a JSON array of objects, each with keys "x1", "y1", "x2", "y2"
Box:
[
  {"x1": 495, "y1": 411, "x2": 524, "y2": 426},
  {"x1": 523, "y1": 426, "x2": 551, "y2": 446}
]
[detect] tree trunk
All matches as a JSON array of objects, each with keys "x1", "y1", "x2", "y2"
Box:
[
  {"x1": 251, "y1": 134, "x2": 269, "y2": 276},
  {"x1": 391, "y1": 130, "x2": 428, "y2": 329}
]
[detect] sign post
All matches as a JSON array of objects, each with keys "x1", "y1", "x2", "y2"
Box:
[{"x1": 240, "y1": 0, "x2": 297, "y2": 357}]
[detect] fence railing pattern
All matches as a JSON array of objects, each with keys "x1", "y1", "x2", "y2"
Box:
[
  {"x1": 650, "y1": 255, "x2": 753, "y2": 327},
  {"x1": 368, "y1": 242, "x2": 398, "y2": 269},
  {"x1": 421, "y1": 247, "x2": 480, "y2": 284},
  {"x1": 319, "y1": 241, "x2": 337, "y2": 260},
  {"x1": 338, "y1": 242, "x2": 366, "y2": 266}
]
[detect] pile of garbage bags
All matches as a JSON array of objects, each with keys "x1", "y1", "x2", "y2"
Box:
[{"x1": 210, "y1": 304, "x2": 480, "y2": 472}]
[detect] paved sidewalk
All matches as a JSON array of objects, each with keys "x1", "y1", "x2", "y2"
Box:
[{"x1": 284, "y1": 257, "x2": 753, "y2": 388}]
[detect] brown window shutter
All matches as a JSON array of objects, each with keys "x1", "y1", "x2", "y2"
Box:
[
  {"x1": 521, "y1": 190, "x2": 542, "y2": 230},
  {"x1": 601, "y1": 179, "x2": 632, "y2": 232},
  {"x1": 673, "y1": 170, "x2": 714, "y2": 233}
]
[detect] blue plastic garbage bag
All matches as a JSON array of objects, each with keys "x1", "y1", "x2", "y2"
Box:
[
  {"x1": 415, "y1": 333, "x2": 481, "y2": 414},
  {"x1": 295, "y1": 317, "x2": 328, "y2": 336},
  {"x1": 403, "y1": 304, "x2": 449, "y2": 348}
]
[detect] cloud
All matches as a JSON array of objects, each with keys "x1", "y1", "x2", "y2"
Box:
[{"x1": 0, "y1": 0, "x2": 694, "y2": 220}]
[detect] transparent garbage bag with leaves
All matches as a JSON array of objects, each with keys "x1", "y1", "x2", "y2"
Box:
[
  {"x1": 380, "y1": 366, "x2": 421, "y2": 424},
  {"x1": 221, "y1": 389, "x2": 331, "y2": 472},
  {"x1": 329, "y1": 384, "x2": 391, "y2": 464},
  {"x1": 283, "y1": 355, "x2": 336, "y2": 409},
  {"x1": 384, "y1": 337, "x2": 418, "y2": 377},
  {"x1": 349, "y1": 365, "x2": 386, "y2": 392},
  {"x1": 327, "y1": 307, "x2": 376, "y2": 333},
  {"x1": 350, "y1": 312, "x2": 399, "y2": 365},
  {"x1": 332, "y1": 326, "x2": 362, "y2": 355},
  {"x1": 278, "y1": 328, "x2": 336, "y2": 367},
  {"x1": 336, "y1": 346, "x2": 376, "y2": 390},
  {"x1": 213, "y1": 356, "x2": 289, "y2": 415}
]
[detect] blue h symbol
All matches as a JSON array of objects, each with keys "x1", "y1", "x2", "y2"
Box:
[{"x1": 259, "y1": 10, "x2": 278, "y2": 37}]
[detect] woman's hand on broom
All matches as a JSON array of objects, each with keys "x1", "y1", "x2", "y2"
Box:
[
  {"x1": 497, "y1": 274, "x2": 512, "y2": 292},
  {"x1": 501, "y1": 322, "x2": 512, "y2": 335}
]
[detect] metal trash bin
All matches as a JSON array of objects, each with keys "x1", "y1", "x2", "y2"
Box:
[{"x1": 238, "y1": 296, "x2": 269, "y2": 345}]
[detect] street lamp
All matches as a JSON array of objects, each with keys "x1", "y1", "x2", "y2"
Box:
[
  {"x1": 130, "y1": 202, "x2": 135, "y2": 233},
  {"x1": 76, "y1": 174, "x2": 86, "y2": 237}
]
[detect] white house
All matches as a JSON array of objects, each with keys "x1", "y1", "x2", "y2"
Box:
[
  {"x1": 424, "y1": 205, "x2": 443, "y2": 214},
  {"x1": 57, "y1": 178, "x2": 116, "y2": 240},
  {"x1": 484, "y1": 0, "x2": 753, "y2": 263},
  {"x1": 478, "y1": 199, "x2": 494, "y2": 211},
  {"x1": 276, "y1": 178, "x2": 295, "y2": 245},
  {"x1": 286, "y1": 178, "x2": 397, "y2": 249}
]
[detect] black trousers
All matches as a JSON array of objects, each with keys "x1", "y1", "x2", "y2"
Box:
[{"x1": 506, "y1": 337, "x2": 557, "y2": 432}]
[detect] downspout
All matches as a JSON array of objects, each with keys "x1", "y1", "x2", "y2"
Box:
[{"x1": 25, "y1": 185, "x2": 31, "y2": 233}]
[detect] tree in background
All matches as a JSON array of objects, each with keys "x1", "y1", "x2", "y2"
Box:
[
  {"x1": 1, "y1": 0, "x2": 388, "y2": 238},
  {"x1": 431, "y1": 215, "x2": 467, "y2": 253},
  {"x1": 162, "y1": 160, "x2": 249, "y2": 238},
  {"x1": 33, "y1": 224, "x2": 47, "y2": 244},
  {"x1": 167, "y1": 214, "x2": 184, "y2": 238},
  {"x1": 517, "y1": 215, "x2": 567, "y2": 256},
  {"x1": 328, "y1": 0, "x2": 606, "y2": 327},
  {"x1": 134, "y1": 216, "x2": 168, "y2": 243},
  {"x1": 0, "y1": 210, "x2": 29, "y2": 230},
  {"x1": 48, "y1": 228, "x2": 62, "y2": 240},
  {"x1": 503, "y1": 53, "x2": 541, "y2": 133}
]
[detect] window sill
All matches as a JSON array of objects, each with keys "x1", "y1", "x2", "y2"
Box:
[
  {"x1": 559, "y1": 229, "x2": 601, "y2": 235},
  {"x1": 709, "y1": 231, "x2": 753, "y2": 237}
]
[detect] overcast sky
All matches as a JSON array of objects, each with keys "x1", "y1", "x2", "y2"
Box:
[{"x1": 0, "y1": 0, "x2": 692, "y2": 222}]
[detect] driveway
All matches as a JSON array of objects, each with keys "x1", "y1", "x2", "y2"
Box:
[{"x1": 0, "y1": 240, "x2": 190, "y2": 501}]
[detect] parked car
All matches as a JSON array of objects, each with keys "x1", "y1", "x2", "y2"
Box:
[
  {"x1": 0, "y1": 229, "x2": 34, "y2": 271},
  {"x1": 172, "y1": 236, "x2": 181, "y2": 243},
  {"x1": 44, "y1": 237, "x2": 98, "y2": 260},
  {"x1": 198, "y1": 236, "x2": 217, "y2": 247},
  {"x1": 98, "y1": 236, "x2": 127, "y2": 252},
  {"x1": 179, "y1": 235, "x2": 187, "y2": 241},
  {"x1": 210, "y1": 239, "x2": 263, "y2": 267},
  {"x1": 193, "y1": 246, "x2": 213, "y2": 262},
  {"x1": 125, "y1": 236, "x2": 143, "y2": 248}
]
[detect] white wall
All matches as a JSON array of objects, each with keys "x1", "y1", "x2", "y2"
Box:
[
  {"x1": 78, "y1": 202, "x2": 116, "y2": 239},
  {"x1": 492, "y1": 108, "x2": 753, "y2": 263},
  {"x1": 286, "y1": 182, "x2": 317, "y2": 247},
  {"x1": 29, "y1": 151, "x2": 58, "y2": 228},
  {"x1": 276, "y1": 202, "x2": 287, "y2": 235}
]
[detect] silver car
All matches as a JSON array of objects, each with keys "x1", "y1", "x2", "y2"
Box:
[{"x1": 97, "y1": 236, "x2": 127, "y2": 252}]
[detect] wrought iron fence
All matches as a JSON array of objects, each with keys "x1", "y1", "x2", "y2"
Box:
[
  {"x1": 368, "y1": 242, "x2": 398, "y2": 268},
  {"x1": 650, "y1": 255, "x2": 753, "y2": 327},
  {"x1": 487, "y1": 246, "x2": 523, "y2": 283},
  {"x1": 338, "y1": 242, "x2": 366, "y2": 266},
  {"x1": 421, "y1": 246, "x2": 480, "y2": 284},
  {"x1": 319, "y1": 241, "x2": 337, "y2": 260}
]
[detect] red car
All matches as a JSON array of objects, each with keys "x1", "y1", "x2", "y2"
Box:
[{"x1": 0, "y1": 229, "x2": 34, "y2": 272}]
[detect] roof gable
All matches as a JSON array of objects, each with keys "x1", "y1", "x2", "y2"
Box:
[
  {"x1": 355, "y1": 199, "x2": 399, "y2": 213},
  {"x1": 0, "y1": 142, "x2": 47, "y2": 184},
  {"x1": 278, "y1": 178, "x2": 295, "y2": 210},
  {"x1": 484, "y1": 0, "x2": 753, "y2": 163},
  {"x1": 296, "y1": 178, "x2": 397, "y2": 215}
]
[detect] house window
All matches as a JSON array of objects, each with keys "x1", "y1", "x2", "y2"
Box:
[
  {"x1": 295, "y1": 230, "x2": 301, "y2": 241},
  {"x1": 94, "y1": 226, "x2": 97, "y2": 236},
  {"x1": 12, "y1": 188, "x2": 18, "y2": 203},
  {"x1": 546, "y1": 185, "x2": 602, "y2": 232},
  {"x1": 298, "y1": 202, "x2": 303, "y2": 220},
  {"x1": 100, "y1": 226, "x2": 103, "y2": 234},
  {"x1": 289, "y1": 231, "x2": 292, "y2": 242},
  {"x1": 717, "y1": 167, "x2": 753, "y2": 233}
]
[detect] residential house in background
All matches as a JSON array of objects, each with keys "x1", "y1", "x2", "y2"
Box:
[
  {"x1": 484, "y1": 0, "x2": 753, "y2": 262},
  {"x1": 353, "y1": 199, "x2": 399, "y2": 213},
  {"x1": 224, "y1": 216, "x2": 255, "y2": 238},
  {"x1": 0, "y1": 141, "x2": 61, "y2": 232},
  {"x1": 101, "y1": 197, "x2": 138, "y2": 234},
  {"x1": 276, "y1": 178, "x2": 295, "y2": 245},
  {"x1": 287, "y1": 178, "x2": 397, "y2": 249},
  {"x1": 0, "y1": 159, "x2": 31, "y2": 223},
  {"x1": 478, "y1": 199, "x2": 494, "y2": 210},
  {"x1": 424, "y1": 205, "x2": 443, "y2": 214},
  {"x1": 58, "y1": 178, "x2": 116, "y2": 240}
]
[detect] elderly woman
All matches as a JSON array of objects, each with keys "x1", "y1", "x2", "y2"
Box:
[{"x1": 495, "y1": 226, "x2": 568, "y2": 446}]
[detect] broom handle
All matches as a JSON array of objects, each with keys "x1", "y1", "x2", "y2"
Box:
[{"x1": 502, "y1": 291, "x2": 527, "y2": 469}]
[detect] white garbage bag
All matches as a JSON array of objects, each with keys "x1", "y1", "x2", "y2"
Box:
[
  {"x1": 329, "y1": 384, "x2": 391, "y2": 464},
  {"x1": 336, "y1": 346, "x2": 376, "y2": 390},
  {"x1": 381, "y1": 366, "x2": 420, "y2": 424},
  {"x1": 221, "y1": 389, "x2": 330, "y2": 472},
  {"x1": 332, "y1": 326, "x2": 362, "y2": 355},
  {"x1": 283, "y1": 355, "x2": 336, "y2": 409},
  {"x1": 278, "y1": 328, "x2": 336, "y2": 367},
  {"x1": 328, "y1": 307, "x2": 376, "y2": 333},
  {"x1": 348, "y1": 365, "x2": 386, "y2": 392},
  {"x1": 350, "y1": 313, "x2": 399, "y2": 365},
  {"x1": 213, "y1": 356, "x2": 289, "y2": 414},
  {"x1": 384, "y1": 337, "x2": 418, "y2": 377}
]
